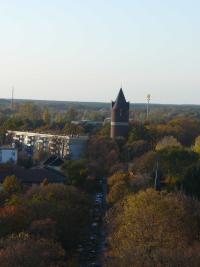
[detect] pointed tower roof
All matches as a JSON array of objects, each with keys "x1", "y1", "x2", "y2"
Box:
[{"x1": 113, "y1": 88, "x2": 127, "y2": 109}]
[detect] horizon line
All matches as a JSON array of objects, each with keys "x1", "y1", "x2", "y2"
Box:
[{"x1": 1, "y1": 97, "x2": 200, "y2": 107}]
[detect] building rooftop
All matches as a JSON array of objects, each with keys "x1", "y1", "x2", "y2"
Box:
[
  {"x1": 113, "y1": 88, "x2": 128, "y2": 109},
  {"x1": 0, "y1": 166, "x2": 66, "y2": 185},
  {"x1": 7, "y1": 130, "x2": 89, "y2": 140}
]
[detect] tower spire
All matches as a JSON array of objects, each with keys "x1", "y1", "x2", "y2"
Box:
[{"x1": 111, "y1": 88, "x2": 129, "y2": 139}]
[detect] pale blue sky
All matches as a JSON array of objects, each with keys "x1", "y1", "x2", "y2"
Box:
[{"x1": 0, "y1": 0, "x2": 200, "y2": 104}]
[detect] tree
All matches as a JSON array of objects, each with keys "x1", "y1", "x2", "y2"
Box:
[
  {"x1": 18, "y1": 103, "x2": 42, "y2": 121},
  {"x1": 63, "y1": 123, "x2": 84, "y2": 135},
  {"x1": 42, "y1": 108, "x2": 51, "y2": 125},
  {"x1": 149, "y1": 118, "x2": 200, "y2": 147},
  {"x1": 87, "y1": 136, "x2": 119, "y2": 175},
  {"x1": 18, "y1": 151, "x2": 34, "y2": 168},
  {"x1": 0, "y1": 205, "x2": 31, "y2": 237},
  {"x1": 28, "y1": 218, "x2": 57, "y2": 240},
  {"x1": 23, "y1": 184, "x2": 91, "y2": 249},
  {"x1": 132, "y1": 151, "x2": 157, "y2": 174},
  {"x1": 65, "y1": 107, "x2": 78, "y2": 123},
  {"x1": 100, "y1": 123, "x2": 110, "y2": 137},
  {"x1": 128, "y1": 122, "x2": 151, "y2": 143},
  {"x1": 123, "y1": 139, "x2": 150, "y2": 160},
  {"x1": 62, "y1": 160, "x2": 89, "y2": 187},
  {"x1": 155, "y1": 135, "x2": 181, "y2": 151},
  {"x1": 0, "y1": 191, "x2": 9, "y2": 206},
  {"x1": 107, "y1": 172, "x2": 152, "y2": 205},
  {"x1": 193, "y1": 136, "x2": 200, "y2": 153},
  {"x1": 54, "y1": 112, "x2": 64, "y2": 124},
  {"x1": 106, "y1": 189, "x2": 200, "y2": 267},
  {"x1": 158, "y1": 147, "x2": 198, "y2": 187},
  {"x1": 182, "y1": 162, "x2": 200, "y2": 198},
  {"x1": 107, "y1": 172, "x2": 131, "y2": 205},
  {"x1": 33, "y1": 150, "x2": 49, "y2": 164},
  {"x1": 169, "y1": 117, "x2": 200, "y2": 146},
  {"x1": 0, "y1": 234, "x2": 66, "y2": 267},
  {"x1": 3, "y1": 176, "x2": 22, "y2": 195}
]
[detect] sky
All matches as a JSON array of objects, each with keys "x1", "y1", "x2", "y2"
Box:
[{"x1": 0, "y1": 0, "x2": 200, "y2": 104}]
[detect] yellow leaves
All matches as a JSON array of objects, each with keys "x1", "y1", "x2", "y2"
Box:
[
  {"x1": 3, "y1": 175, "x2": 22, "y2": 195},
  {"x1": 165, "y1": 175, "x2": 177, "y2": 185},
  {"x1": 193, "y1": 136, "x2": 200, "y2": 153},
  {"x1": 155, "y1": 136, "x2": 182, "y2": 151},
  {"x1": 106, "y1": 189, "x2": 200, "y2": 267}
]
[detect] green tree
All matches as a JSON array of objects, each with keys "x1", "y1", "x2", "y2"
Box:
[
  {"x1": 100, "y1": 123, "x2": 110, "y2": 137},
  {"x1": 128, "y1": 122, "x2": 151, "y2": 143},
  {"x1": 62, "y1": 160, "x2": 88, "y2": 186},
  {"x1": 158, "y1": 147, "x2": 198, "y2": 186}
]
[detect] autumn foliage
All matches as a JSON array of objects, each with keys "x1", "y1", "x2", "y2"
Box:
[{"x1": 106, "y1": 189, "x2": 200, "y2": 267}]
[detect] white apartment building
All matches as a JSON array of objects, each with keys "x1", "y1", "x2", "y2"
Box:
[
  {"x1": 7, "y1": 131, "x2": 88, "y2": 160},
  {"x1": 0, "y1": 147, "x2": 18, "y2": 164}
]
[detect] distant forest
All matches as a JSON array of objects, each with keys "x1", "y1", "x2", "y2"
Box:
[{"x1": 1, "y1": 98, "x2": 200, "y2": 122}]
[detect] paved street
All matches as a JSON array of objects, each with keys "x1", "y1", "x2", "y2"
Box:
[{"x1": 79, "y1": 177, "x2": 107, "y2": 267}]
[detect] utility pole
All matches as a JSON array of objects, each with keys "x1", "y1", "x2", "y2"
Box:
[
  {"x1": 146, "y1": 94, "x2": 151, "y2": 121},
  {"x1": 154, "y1": 160, "x2": 161, "y2": 191}
]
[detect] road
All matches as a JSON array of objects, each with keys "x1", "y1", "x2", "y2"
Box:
[{"x1": 79, "y1": 177, "x2": 107, "y2": 267}]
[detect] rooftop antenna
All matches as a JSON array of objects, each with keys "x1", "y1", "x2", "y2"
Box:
[
  {"x1": 146, "y1": 93, "x2": 151, "y2": 120},
  {"x1": 11, "y1": 86, "x2": 14, "y2": 110}
]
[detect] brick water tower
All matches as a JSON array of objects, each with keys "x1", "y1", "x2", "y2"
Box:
[{"x1": 111, "y1": 88, "x2": 129, "y2": 139}]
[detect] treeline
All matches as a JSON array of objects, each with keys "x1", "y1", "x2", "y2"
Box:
[
  {"x1": 0, "y1": 103, "x2": 105, "y2": 146},
  {"x1": 2, "y1": 100, "x2": 200, "y2": 137}
]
